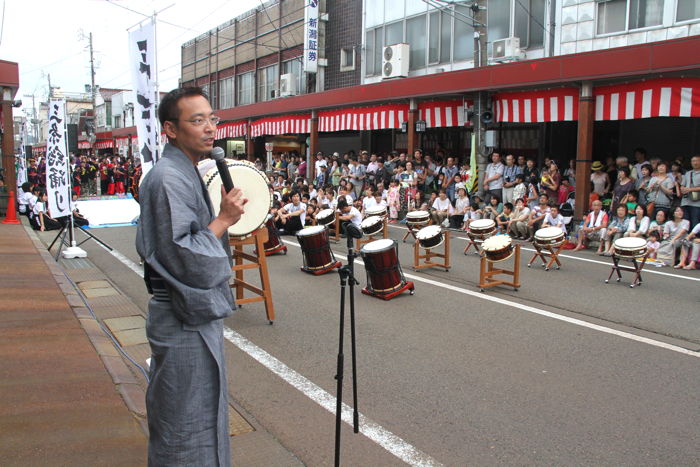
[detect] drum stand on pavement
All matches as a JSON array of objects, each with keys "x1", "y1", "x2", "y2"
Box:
[
  {"x1": 402, "y1": 221, "x2": 429, "y2": 243},
  {"x1": 527, "y1": 242, "x2": 564, "y2": 271},
  {"x1": 605, "y1": 253, "x2": 649, "y2": 288},
  {"x1": 330, "y1": 217, "x2": 342, "y2": 243},
  {"x1": 229, "y1": 228, "x2": 275, "y2": 324},
  {"x1": 413, "y1": 230, "x2": 451, "y2": 271},
  {"x1": 334, "y1": 229, "x2": 361, "y2": 467},
  {"x1": 464, "y1": 236, "x2": 486, "y2": 255},
  {"x1": 478, "y1": 244, "x2": 521, "y2": 292}
]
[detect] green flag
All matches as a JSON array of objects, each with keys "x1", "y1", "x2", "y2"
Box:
[{"x1": 464, "y1": 133, "x2": 478, "y2": 193}]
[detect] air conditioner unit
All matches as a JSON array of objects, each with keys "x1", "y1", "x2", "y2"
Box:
[
  {"x1": 382, "y1": 43, "x2": 409, "y2": 79},
  {"x1": 279, "y1": 73, "x2": 298, "y2": 97},
  {"x1": 492, "y1": 37, "x2": 522, "y2": 61}
]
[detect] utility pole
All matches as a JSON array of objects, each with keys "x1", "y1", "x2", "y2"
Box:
[
  {"x1": 472, "y1": 0, "x2": 488, "y2": 198},
  {"x1": 89, "y1": 32, "x2": 97, "y2": 132}
]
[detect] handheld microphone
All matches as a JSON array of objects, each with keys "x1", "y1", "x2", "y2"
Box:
[{"x1": 210, "y1": 147, "x2": 234, "y2": 193}]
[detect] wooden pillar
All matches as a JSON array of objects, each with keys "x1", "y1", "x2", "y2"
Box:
[
  {"x1": 407, "y1": 98, "x2": 418, "y2": 155},
  {"x1": 246, "y1": 119, "x2": 254, "y2": 161},
  {"x1": 309, "y1": 110, "x2": 319, "y2": 185},
  {"x1": 574, "y1": 82, "x2": 594, "y2": 221},
  {"x1": 1, "y1": 90, "x2": 16, "y2": 191}
]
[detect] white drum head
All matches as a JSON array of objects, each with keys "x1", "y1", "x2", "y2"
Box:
[
  {"x1": 614, "y1": 237, "x2": 646, "y2": 249},
  {"x1": 318, "y1": 208, "x2": 334, "y2": 219},
  {"x1": 535, "y1": 227, "x2": 563, "y2": 240},
  {"x1": 297, "y1": 225, "x2": 326, "y2": 236},
  {"x1": 482, "y1": 235, "x2": 512, "y2": 251},
  {"x1": 416, "y1": 224, "x2": 441, "y2": 240},
  {"x1": 204, "y1": 160, "x2": 272, "y2": 237},
  {"x1": 366, "y1": 206, "x2": 386, "y2": 216},
  {"x1": 361, "y1": 216, "x2": 382, "y2": 228},
  {"x1": 471, "y1": 219, "x2": 496, "y2": 230},
  {"x1": 406, "y1": 210, "x2": 429, "y2": 219},
  {"x1": 362, "y1": 238, "x2": 395, "y2": 252}
]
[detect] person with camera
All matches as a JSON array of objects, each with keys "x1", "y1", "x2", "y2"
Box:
[
  {"x1": 501, "y1": 154, "x2": 522, "y2": 204},
  {"x1": 679, "y1": 155, "x2": 700, "y2": 229}
]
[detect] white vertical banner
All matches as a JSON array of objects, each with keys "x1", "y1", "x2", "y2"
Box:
[
  {"x1": 46, "y1": 100, "x2": 71, "y2": 217},
  {"x1": 303, "y1": 0, "x2": 319, "y2": 73},
  {"x1": 16, "y1": 122, "x2": 28, "y2": 187},
  {"x1": 129, "y1": 21, "x2": 160, "y2": 178}
]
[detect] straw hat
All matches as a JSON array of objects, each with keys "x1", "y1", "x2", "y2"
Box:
[{"x1": 591, "y1": 161, "x2": 604, "y2": 171}]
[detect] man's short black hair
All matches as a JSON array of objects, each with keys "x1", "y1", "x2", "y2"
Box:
[
  {"x1": 337, "y1": 198, "x2": 349, "y2": 210},
  {"x1": 158, "y1": 87, "x2": 209, "y2": 126}
]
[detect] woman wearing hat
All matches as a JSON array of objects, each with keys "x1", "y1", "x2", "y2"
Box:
[{"x1": 590, "y1": 161, "x2": 610, "y2": 196}]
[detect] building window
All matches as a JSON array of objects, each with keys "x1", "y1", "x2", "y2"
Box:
[
  {"x1": 597, "y1": 0, "x2": 627, "y2": 33},
  {"x1": 629, "y1": 0, "x2": 664, "y2": 28},
  {"x1": 257, "y1": 64, "x2": 278, "y2": 102},
  {"x1": 340, "y1": 47, "x2": 356, "y2": 71},
  {"x1": 515, "y1": 0, "x2": 546, "y2": 48},
  {"x1": 113, "y1": 115, "x2": 121, "y2": 129},
  {"x1": 201, "y1": 83, "x2": 209, "y2": 98},
  {"x1": 454, "y1": 4, "x2": 474, "y2": 60},
  {"x1": 282, "y1": 59, "x2": 307, "y2": 95},
  {"x1": 209, "y1": 80, "x2": 218, "y2": 109},
  {"x1": 219, "y1": 77, "x2": 234, "y2": 109},
  {"x1": 237, "y1": 72, "x2": 254, "y2": 106},
  {"x1": 440, "y1": 10, "x2": 452, "y2": 63},
  {"x1": 677, "y1": 0, "x2": 700, "y2": 21},
  {"x1": 406, "y1": 14, "x2": 427, "y2": 70},
  {"x1": 365, "y1": 30, "x2": 375, "y2": 75}
]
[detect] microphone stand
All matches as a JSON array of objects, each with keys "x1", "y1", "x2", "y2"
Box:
[{"x1": 334, "y1": 228, "x2": 361, "y2": 467}]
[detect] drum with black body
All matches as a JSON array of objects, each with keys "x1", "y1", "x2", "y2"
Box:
[
  {"x1": 613, "y1": 237, "x2": 647, "y2": 259},
  {"x1": 360, "y1": 239, "x2": 407, "y2": 294},
  {"x1": 415, "y1": 225, "x2": 444, "y2": 249},
  {"x1": 365, "y1": 205, "x2": 387, "y2": 219},
  {"x1": 316, "y1": 208, "x2": 336, "y2": 227},
  {"x1": 263, "y1": 214, "x2": 286, "y2": 255},
  {"x1": 360, "y1": 216, "x2": 384, "y2": 236},
  {"x1": 534, "y1": 227, "x2": 566, "y2": 248},
  {"x1": 482, "y1": 235, "x2": 514, "y2": 262},
  {"x1": 405, "y1": 210, "x2": 430, "y2": 228},
  {"x1": 468, "y1": 219, "x2": 496, "y2": 241}
]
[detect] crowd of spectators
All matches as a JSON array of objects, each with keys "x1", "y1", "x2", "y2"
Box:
[{"x1": 264, "y1": 148, "x2": 700, "y2": 270}]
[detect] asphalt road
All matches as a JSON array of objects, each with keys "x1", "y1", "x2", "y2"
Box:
[{"x1": 38, "y1": 224, "x2": 700, "y2": 466}]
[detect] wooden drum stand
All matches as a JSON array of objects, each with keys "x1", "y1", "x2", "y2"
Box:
[
  {"x1": 229, "y1": 228, "x2": 275, "y2": 324},
  {"x1": 527, "y1": 242, "x2": 564, "y2": 271},
  {"x1": 605, "y1": 252, "x2": 649, "y2": 288},
  {"x1": 403, "y1": 220, "x2": 431, "y2": 243},
  {"x1": 413, "y1": 230, "x2": 451, "y2": 271},
  {"x1": 478, "y1": 244, "x2": 521, "y2": 292}
]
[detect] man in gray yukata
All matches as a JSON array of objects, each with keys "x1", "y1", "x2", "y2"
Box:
[{"x1": 136, "y1": 87, "x2": 247, "y2": 466}]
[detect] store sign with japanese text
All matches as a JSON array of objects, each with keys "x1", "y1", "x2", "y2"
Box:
[{"x1": 303, "y1": 0, "x2": 319, "y2": 73}]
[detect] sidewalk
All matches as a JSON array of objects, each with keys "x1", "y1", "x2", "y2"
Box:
[{"x1": 0, "y1": 222, "x2": 147, "y2": 465}]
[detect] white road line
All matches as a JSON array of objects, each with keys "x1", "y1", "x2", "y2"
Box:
[
  {"x1": 223, "y1": 327, "x2": 443, "y2": 467},
  {"x1": 284, "y1": 239, "x2": 700, "y2": 359},
  {"x1": 386, "y1": 224, "x2": 700, "y2": 282},
  {"x1": 104, "y1": 244, "x2": 443, "y2": 466}
]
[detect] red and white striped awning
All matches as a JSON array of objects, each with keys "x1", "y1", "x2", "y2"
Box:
[
  {"x1": 94, "y1": 140, "x2": 114, "y2": 149},
  {"x1": 594, "y1": 78, "x2": 700, "y2": 121},
  {"x1": 250, "y1": 114, "x2": 310, "y2": 137},
  {"x1": 115, "y1": 136, "x2": 130, "y2": 148},
  {"x1": 494, "y1": 88, "x2": 579, "y2": 123},
  {"x1": 418, "y1": 100, "x2": 473, "y2": 127},
  {"x1": 32, "y1": 146, "x2": 44, "y2": 154},
  {"x1": 319, "y1": 104, "x2": 407, "y2": 132},
  {"x1": 216, "y1": 121, "x2": 246, "y2": 139},
  {"x1": 78, "y1": 141, "x2": 90, "y2": 149}
]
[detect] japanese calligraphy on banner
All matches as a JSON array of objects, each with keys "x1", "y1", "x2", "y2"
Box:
[
  {"x1": 46, "y1": 100, "x2": 71, "y2": 217},
  {"x1": 303, "y1": 0, "x2": 319, "y2": 73},
  {"x1": 16, "y1": 122, "x2": 28, "y2": 187},
  {"x1": 129, "y1": 21, "x2": 160, "y2": 178}
]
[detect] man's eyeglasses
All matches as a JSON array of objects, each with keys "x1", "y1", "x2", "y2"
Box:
[{"x1": 175, "y1": 116, "x2": 221, "y2": 127}]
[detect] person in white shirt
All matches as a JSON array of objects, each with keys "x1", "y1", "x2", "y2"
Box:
[
  {"x1": 450, "y1": 187, "x2": 470, "y2": 229},
  {"x1": 337, "y1": 198, "x2": 362, "y2": 235},
  {"x1": 360, "y1": 186, "x2": 375, "y2": 214},
  {"x1": 314, "y1": 152, "x2": 327, "y2": 178},
  {"x1": 32, "y1": 191, "x2": 62, "y2": 231},
  {"x1": 624, "y1": 204, "x2": 650, "y2": 238},
  {"x1": 277, "y1": 192, "x2": 306, "y2": 234},
  {"x1": 483, "y1": 152, "x2": 505, "y2": 203},
  {"x1": 527, "y1": 194, "x2": 552, "y2": 240},
  {"x1": 430, "y1": 189, "x2": 454, "y2": 226},
  {"x1": 508, "y1": 198, "x2": 531, "y2": 239},
  {"x1": 331, "y1": 185, "x2": 354, "y2": 210},
  {"x1": 512, "y1": 174, "x2": 527, "y2": 204},
  {"x1": 543, "y1": 205, "x2": 567, "y2": 234},
  {"x1": 18, "y1": 182, "x2": 32, "y2": 216},
  {"x1": 363, "y1": 190, "x2": 387, "y2": 214}
]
